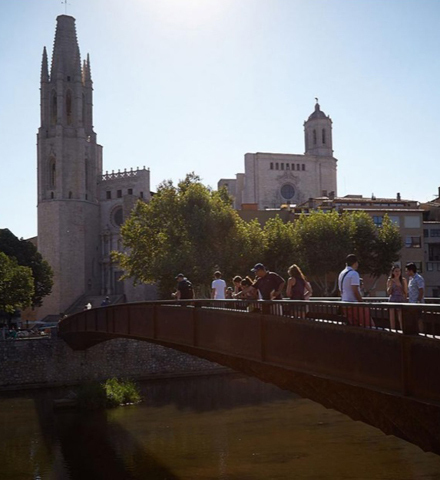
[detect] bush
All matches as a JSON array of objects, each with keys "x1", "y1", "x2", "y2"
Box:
[{"x1": 76, "y1": 378, "x2": 141, "y2": 410}]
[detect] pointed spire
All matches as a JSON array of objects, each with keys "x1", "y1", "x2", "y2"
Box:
[
  {"x1": 86, "y1": 53, "x2": 92, "y2": 82},
  {"x1": 41, "y1": 46, "x2": 49, "y2": 82},
  {"x1": 82, "y1": 59, "x2": 86, "y2": 84},
  {"x1": 50, "y1": 15, "x2": 82, "y2": 80},
  {"x1": 82, "y1": 54, "x2": 92, "y2": 85}
]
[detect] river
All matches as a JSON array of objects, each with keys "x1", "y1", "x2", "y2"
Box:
[{"x1": 0, "y1": 373, "x2": 439, "y2": 479}]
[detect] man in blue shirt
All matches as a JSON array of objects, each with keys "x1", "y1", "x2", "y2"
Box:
[{"x1": 405, "y1": 263, "x2": 425, "y2": 303}]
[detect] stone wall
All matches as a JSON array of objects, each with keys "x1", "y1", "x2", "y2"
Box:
[{"x1": 0, "y1": 335, "x2": 226, "y2": 390}]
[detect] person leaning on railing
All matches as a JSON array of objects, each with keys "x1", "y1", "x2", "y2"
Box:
[
  {"x1": 248, "y1": 263, "x2": 285, "y2": 314},
  {"x1": 338, "y1": 254, "x2": 372, "y2": 327}
]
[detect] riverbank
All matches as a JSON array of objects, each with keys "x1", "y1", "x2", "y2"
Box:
[{"x1": 0, "y1": 334, "x2": 228, "y2": 391}]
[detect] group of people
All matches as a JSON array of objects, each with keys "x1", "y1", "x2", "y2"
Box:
[
  {"x1": 174, "y1": 263, "x2": 313, "y2": 302},
  {"x1": 338, "y1": 254, "x2": 425, "y2": 329},
  {"x1": 175, "y1": 254, "x2": 425, "y2": 310},
  {"x1": 338, "y1": 254, "x2": 425, "y2": 304}
]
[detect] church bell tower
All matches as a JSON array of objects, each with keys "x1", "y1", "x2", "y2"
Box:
[
  {"x1": 304, "y1": 100, "x2": 333, "y2": 157},
  {"x1": 37, "y1": 15, "x2": 102, "y2": 318}
]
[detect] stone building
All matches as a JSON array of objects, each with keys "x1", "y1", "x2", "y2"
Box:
[
  {"x1": 218, "y1": 102, "x2": 338, "y2": 210},
  {"x1": 37, "y1": 15, "x2": 152, "y2": 320},
  {"x1": 422, "y1": 189, "x2": 440, "y2": 297}
]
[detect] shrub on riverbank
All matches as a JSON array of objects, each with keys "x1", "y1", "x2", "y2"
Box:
[{"x1": 76, "y1": 378, "x2": 141, "y2": 410}]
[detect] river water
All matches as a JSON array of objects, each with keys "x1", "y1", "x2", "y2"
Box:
[{"x1": 1, "y1": 373, "x2": 440, "y2": 479}]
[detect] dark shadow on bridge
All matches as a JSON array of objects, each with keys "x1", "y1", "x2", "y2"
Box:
[{"x1": 59, "y1": 299, "x2": 440, "y2": 455}]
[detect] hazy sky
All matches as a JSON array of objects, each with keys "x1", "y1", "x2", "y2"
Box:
[{"x1": 1, "y1": 0, "x2": 439, "y2": 239}]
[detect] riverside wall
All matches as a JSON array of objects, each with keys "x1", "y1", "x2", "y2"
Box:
[{"x1": 0, "y1": 332, "x2": 226, "y2": 390}]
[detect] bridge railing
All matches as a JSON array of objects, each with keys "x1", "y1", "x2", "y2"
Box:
[{"x1": 146, "y1": 299, "x2": 440, "y2": 339}]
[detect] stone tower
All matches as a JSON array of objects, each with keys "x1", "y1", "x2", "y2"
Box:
[
  {"x1": 37, "y1": 15, "x2": 102, "y2": 318},
  {"x1": 304, "y1": 101, "x2": 333, "y2": 157}
]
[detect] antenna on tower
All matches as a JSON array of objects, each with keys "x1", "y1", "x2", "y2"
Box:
[{"x1": 61, "y1": 0, "x2": 71, "y2": 14}]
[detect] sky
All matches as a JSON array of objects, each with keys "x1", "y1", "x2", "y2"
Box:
[{"x1": 1, "y1": 0, "x2": 440, "y2": 240}]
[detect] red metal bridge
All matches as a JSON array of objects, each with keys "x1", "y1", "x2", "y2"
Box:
[{"x1": 59, "y1": 299, "x2": 440, "y2": 455}]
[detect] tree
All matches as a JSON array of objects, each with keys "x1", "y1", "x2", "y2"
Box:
[
  {"x1": 294, "y1": 211, "x2": 351, "y2": 295},
  {"x1": 114, "y1": 173, "x2": 258, "y2": 297},
  {"x1": 292, "y1": 210, "x2": 402, "y2": 295},
  {"x1": 0, "y1": 229, "x2": 53, "y2": 307},
  {"x1": 261, "y1": 216, "x2": 296, "y2": 277},
  {"x1": 366, "y1": 215, "x2": 403, "y2": 290},
  {"x1": 0, "y1": 252, "x2": 34, "y2": 313}
]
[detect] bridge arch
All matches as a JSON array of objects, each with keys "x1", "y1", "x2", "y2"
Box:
[{"x1": 59, "y1": 300, "x2": 440, "y2": 455}]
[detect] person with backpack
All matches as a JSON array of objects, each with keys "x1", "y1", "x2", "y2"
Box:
[
  {"x1": 338, "y1": 254, "x2": 371, "y2": 327},
  {"x1": 174, "y1": 274, "x2": 194, "y2": 300}
]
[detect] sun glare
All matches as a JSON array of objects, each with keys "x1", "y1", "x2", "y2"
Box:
[{"x1": 146, "y1": 0, "x2": 231, "y2": 30}]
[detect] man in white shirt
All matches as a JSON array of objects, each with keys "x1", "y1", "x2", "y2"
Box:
[
  {"x1": 338, "y1": 254, "x2": 371, "y2": 327},
  {"x1": 211, "y1": 271, "x2": 227, "y2": 299},
  {"x1": 338, "y1": 254, "x2": 363, "y2": 302}
]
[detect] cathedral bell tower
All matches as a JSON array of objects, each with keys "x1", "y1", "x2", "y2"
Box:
[
  {"x1": 304, "y1": 100, "x2": 333, "y2": 157},
  {"x1": 37, "y1": 15, "x2": 102, "y2": 318}
]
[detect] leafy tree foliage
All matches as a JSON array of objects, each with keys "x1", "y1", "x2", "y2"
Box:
[
  {"x1": 0, "y1": 229, "x2": 53, "y2": 307},
  {"x1": 115, "y1": 174, "x2": 403, "y2": 298},
  {"x1": 261, "y1": 216, "x2": 296, "y2": 277},
  {"x1": 294, "y1": 211, "x2": 351, "y2": 295},
  {"x1": 0, "y1": 252, "x2": 34, "y2": 313},
  {"x1": 114, "y1": 174, "x2": 260, "y2": 297},
  {"x1": 293, "y1": 211, "x2": 402, "y2": 295},
  {"x1": 369, "y1": 215, "x2": 403, "y2": 280}
]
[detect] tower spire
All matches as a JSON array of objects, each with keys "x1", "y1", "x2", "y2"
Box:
[
  {"x1": 50, "y1": 15, "x2": 82, "y2": 81},
  {"x1": 86, "y1": 53, "x2": 92, "y2": 82},
  {"x1": 41, "y1": 46, "x2": 49, "y2": 82}
]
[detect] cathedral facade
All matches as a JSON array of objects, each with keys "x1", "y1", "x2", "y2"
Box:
[
  {"x1": 37, "y1": 15, "x2": 151, "y2": 319},
  {"x1": 218, "y1": 102, "x2": 338, "y2": 209}
]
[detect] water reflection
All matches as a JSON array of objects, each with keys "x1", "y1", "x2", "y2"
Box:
[{"x1": 1, "y1": 374, "x2": 440, "y2": 479}]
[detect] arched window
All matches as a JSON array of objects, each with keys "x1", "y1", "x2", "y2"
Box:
[
  {"x1": 69, "y1": 191, "x2": 72, "y2": 199},
  {"x1": 49, "y1": 158, "x2": 56, "y2": 188},
  {"x1": 313, "y1": 129, "x2": 317, "y2": 145},
  {"x1": 66, "y1": 90, "x2": 72, "y2": 125},
  {"x1": 51, "y1": 90, "x2": 57, "y2": 125},
  {"x1": 322, "y1": 129, "x2": 326, "y2": 144}
]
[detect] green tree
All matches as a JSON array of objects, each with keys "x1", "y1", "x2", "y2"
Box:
[
  {"x1": 114, "y1": 174, "x2": 258, "y2": 297},
  {"x1": 294, "y1": 211, "x2": 351, "y2": 295},
  {"x1": 0, "y1": 229, "x2": 53, "y2": 307},
  {"x1": 0, "y1": 252, "x2": 34, "y2": 313},
  {"x1": 292, "y1": 210, "x2": 402, "y2": 295},
  {"x1": 367, "y1": 215, "x2": 403, "y2": 289},
  {"x1": 261, "y1": 216, "x2": 296, "y2": 277}
]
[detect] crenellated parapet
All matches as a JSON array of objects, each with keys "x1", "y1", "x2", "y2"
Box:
[{"x1": 101, "y1": 166, "x2": 149, "y2": 182}]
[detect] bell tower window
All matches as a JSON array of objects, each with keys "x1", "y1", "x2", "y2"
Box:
[
  {"x1": 313, "y1": 129, "x2": 317, "y2": 145},
  {"x1": 322, "y1": 129, "x2": 326, "y2": 144}
]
